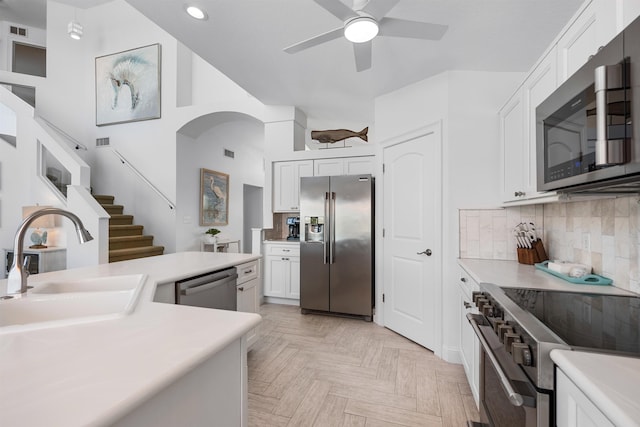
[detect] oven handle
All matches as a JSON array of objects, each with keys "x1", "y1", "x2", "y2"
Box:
[{"x1": 467, "y1": 313, "x2": 525, "y2": 407}]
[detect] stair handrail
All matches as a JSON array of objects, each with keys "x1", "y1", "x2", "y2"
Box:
[
  {"x1": 110, "y1": 148, "x2": 176, "y2": 210},
  {"x1": 35, "y1": 115, "x2": 88, "y2": 151}
]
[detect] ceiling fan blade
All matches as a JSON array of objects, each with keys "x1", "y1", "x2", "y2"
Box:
[
  {"x1": 353, "y1": 41, "x2": 372, "y2": 72},
  {"x1": 284, "y1": 27, "x2": 344, "y2": 54},
  {"x1": 378, "y1": 17, "x2": 448, "y2": 40},
  {"x1": 361, "y1": 0, "x2": 400, "y2": 20},
  {"x1": 314, "y1": 0, "x2": 358, "y2": 22}
]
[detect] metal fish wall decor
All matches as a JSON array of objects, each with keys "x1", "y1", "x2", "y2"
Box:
[{"x1": 311, "y1": 127, "x2": 368, "y2": 144}]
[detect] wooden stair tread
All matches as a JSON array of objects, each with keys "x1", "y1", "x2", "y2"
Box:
[
  {"x1": 109, "y1": 246, "x2": 164, "y2": 255},
  {"x1": 103, "y1": 205, "x2": 124, "y2": 215},
  {"x1": 94, "y1": 195, "x2": 115, "y2": 204},
  {"x1": 109, "y1": 246, "x2": 164, "y2": 263},
  {"x1": 109, "y1": 235, "x2": 154, "y2": 242},
  {"x1": 109, "y1": 235, "x2": 154, "y2": 250},
  {"x1": 94, "y1": 194, "x2": 165, "y2": 262},
  {"x1": 109, "y1": 214, "x2": 134, "y2": 226}
]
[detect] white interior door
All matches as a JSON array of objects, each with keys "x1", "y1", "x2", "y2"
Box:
[{"x1": 383, "y1": 127, "x2": 441, "y2": 351}]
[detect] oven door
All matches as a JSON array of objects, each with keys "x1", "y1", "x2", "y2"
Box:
[{"x1": 467, "y1": 314, "x2": 551, "y2": 427}]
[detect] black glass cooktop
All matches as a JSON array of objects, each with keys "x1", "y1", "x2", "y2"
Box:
[{"x1": 503, "y1": 288, "x2": 640, "y2": 356}]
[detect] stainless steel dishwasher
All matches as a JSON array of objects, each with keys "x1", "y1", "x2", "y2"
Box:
[{"x1": 175, "y1": 267, "x2": 238, "y2": 310}]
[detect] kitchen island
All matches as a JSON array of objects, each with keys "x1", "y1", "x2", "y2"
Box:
[{"x1": 0, "y1": 252, "x2": 261, "y2": 427}]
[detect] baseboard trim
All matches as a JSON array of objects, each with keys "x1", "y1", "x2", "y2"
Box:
[{"x1": 263, "y1": 296, "x2": 300, "y2": 306}]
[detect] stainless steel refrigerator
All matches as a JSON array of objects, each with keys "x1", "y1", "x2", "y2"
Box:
[{"x1": 299, "y1": 174, "x2": 374, "y2": 321}]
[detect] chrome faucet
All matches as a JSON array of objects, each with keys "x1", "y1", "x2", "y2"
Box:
[{"x1": 6, "y1": 208, "x2": 94, "y2": 296}]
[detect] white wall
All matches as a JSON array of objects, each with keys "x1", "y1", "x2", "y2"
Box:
[
  {"x1": 175, "y1": 113, "x2": 264, "y2": 252},
  {"x1": 29, "y1": 0, "x2": 269, "y2": 255},
  {"x1": 374, "y1": 70, "x2": 523, "y2": 362}
]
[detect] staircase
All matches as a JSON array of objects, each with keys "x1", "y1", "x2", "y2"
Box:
[{"x1": 94, "y1": 195, "x2": 165, "y2": 263}]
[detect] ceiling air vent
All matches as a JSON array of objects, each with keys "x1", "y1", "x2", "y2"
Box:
[
  {"x1": 10, "y1": 26, "x2": 28, "y2": 37},
  {"x1": 224, "y1": 148, "x2": 235, "y2": 159},
  {"x1": 96, "y1": 137, "x2": 110, "y2": 147}
]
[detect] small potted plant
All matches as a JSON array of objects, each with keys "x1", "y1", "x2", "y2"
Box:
[{"x1": 204, "y1": 228, "x2": 220, "y2": 244}]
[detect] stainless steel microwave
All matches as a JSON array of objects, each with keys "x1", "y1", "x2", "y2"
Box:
[{"x1": 536, "y1": 15, "x2": 640, "y2": 194}]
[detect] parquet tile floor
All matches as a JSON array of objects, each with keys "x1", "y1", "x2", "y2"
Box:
[{"x1": 248, "y1": 303, "x2": 480, "y2": 427}]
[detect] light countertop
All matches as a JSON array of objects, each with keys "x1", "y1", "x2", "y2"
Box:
[
  {"x1": 458, "y1": 258, "x2": 639, "y2": 426},
  {"x1": 551, "y1": 350, "x2": 640, "y2": 427},
  {"x1": 457, "y1": 258, "x2": 636, "y2": 296},
  {"x1": 0, "y1": 252, "x2": 262, "y2": 427},
  {"x1": 263, "y1": 239, "x2": 300, "y2": 244}
]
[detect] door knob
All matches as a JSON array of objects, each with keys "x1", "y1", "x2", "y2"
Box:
[{"x1": 417, "y1": 249, "x2": 432, "y2": 256}]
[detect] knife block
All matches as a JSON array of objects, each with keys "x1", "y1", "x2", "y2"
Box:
[{"x1": 517, "y1": 239, "x2": 549, "y2": 265}]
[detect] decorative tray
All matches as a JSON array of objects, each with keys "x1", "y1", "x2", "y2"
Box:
[{"x1": 534, "y1": 261, "x2": 612, "y2": 286}]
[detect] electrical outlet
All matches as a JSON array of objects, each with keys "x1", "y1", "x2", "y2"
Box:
[{"x1": 582, "y1": 233, "x2": 591, "y2": 251}]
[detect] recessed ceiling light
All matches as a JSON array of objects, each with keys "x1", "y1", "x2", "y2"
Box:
[{"x1": 185, "y1": 5, "x2": 208, "y2": 20}]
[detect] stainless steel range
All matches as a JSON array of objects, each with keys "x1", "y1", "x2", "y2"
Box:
[{"x1": 467, "y1": 282, "x2": 640, "y2": 427}]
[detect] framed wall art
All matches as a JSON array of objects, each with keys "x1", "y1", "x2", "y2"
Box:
[
  {"x1": 95, "y1": 43, "x2": 161, "y2": 126},
  {"x1": 200, "y1": 168, "x2": 229, "y2": 226}
]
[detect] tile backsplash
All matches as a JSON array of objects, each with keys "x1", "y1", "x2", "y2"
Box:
[
  {"x1": 264, "y1": 213, "x2": 300, "y2": 240},
  {"x1": 460, "y1": 196, "x2": 640, "y2": 293},
  {"x1": 459, "y1": 206, "x2": 544, "y2": 261}
]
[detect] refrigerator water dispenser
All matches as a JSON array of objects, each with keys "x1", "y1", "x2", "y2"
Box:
[{"x1": 303, "y1": 216, "x2": 324, "y2": 242}]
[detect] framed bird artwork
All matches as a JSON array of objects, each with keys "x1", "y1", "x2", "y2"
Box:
[{"x1": 200, "y1": 168, "x2": 229, "y2": 226}]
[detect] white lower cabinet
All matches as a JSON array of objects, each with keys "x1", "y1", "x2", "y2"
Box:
[
  {"x1": 263, "y1": 243, "x2": 300, "y2": 303},
  {"x1": 556, "y1": 368, "x2": 614, "y2": 427},
  {"x1": 458, "y1": 267, "x2": 480, "y2": 406},
  {"x1": 236, "y1": 259, "x2": 260, "y2": 348}
]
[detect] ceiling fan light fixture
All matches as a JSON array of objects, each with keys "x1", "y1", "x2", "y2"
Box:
[
  {"x1": 344, "y1": 16, "x2": 378, "y2": 43},
  {"x1": 185, "y1": 5, "x2": 208, "y2": 20}
]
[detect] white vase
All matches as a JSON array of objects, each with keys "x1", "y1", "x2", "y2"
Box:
[{"x1": 204, "y1": 234, "x2": 217, "y2": 244}]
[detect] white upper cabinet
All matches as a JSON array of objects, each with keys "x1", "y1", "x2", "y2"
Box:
[
  {"x1": 313, "y1": 156, "x2": 374, "y2": 176},
  {"x1": 500, "y1": 91, "x2": 526, "y2": 202},
  {"x1": 314, "y1": 158, "x2": 344, "y2": 176},
  {"x1": 523, "y1": 48, "x2": 558, "y2": 199},
  {"x1": 501, "y1": 48, "x2": 558, "y2": 203},
  {"x1": 621, "y1": 0, "x2": 640, "y2": 27},
  {"x1": 274, "y1": 156, "x2": 374, "y2": 212},
  {"x1": 500, "y1": 0, "x2": 639, "y2": 205},
  {"x1": 556, "y1": 0, "x2": 619, "y2": 85},
  {"x1": 273, "y1": 160, "x2": 313, "y2": 212},
  {"x1": 343, "y1": 156, "x2": 374, "y2": 175}
]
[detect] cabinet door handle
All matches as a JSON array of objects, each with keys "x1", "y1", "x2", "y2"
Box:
[
  {"x1": 460, "y1": 277, "x2": 467, "y2": 283},
  {"x1": 283, "y1": 249, "x2": 290, "y2": 252},
  {"x1": 238, "y1": 287, "x2": 244, "y2": 292},
  {"x1": 463, "y1": 301, "x2": 472, "y2": 309},
  {"x1": 244, "y1": 269, "x2": 253, "y2": 274}
]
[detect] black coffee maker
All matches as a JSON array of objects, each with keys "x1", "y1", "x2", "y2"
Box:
[{"x1": 286, "y1": 216, "x2": 300, "y2": 240}]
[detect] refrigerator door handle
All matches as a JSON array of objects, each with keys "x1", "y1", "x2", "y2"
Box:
[
  {"x1": 323, "y1": 191, "x2": 330, "y2": 264},
  {"x1": 330, "y1": 192, "x2": 336, "y2": 264}
]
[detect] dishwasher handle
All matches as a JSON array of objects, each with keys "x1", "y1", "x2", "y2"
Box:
[{"x1": 177, "y1": 269, "x2": 238, "y2": 296}]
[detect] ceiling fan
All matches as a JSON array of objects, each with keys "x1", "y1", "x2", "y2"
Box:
[{"x1": 284, "y1": 0, "x2": 448, "y2": 72}]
